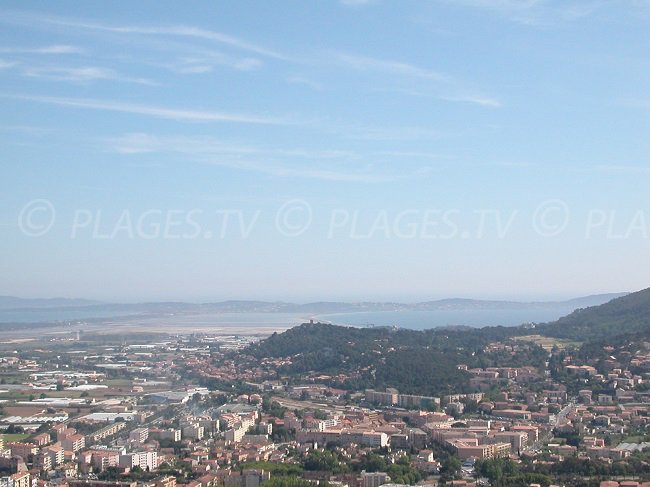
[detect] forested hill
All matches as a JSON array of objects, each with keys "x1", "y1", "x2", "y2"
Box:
[
  {"x1": 538, "y1": 286, "x2": 650, "y2": 340},
  {"x1": 247, "y1": 322, "x2": 544, "y2": 395},
  {"x1": 244, "y1": 287, "x2": 650, "y2": 394},
  {"x1": 249, "y1": 322, "x2": 517, "y2": 360},
  {"x1": 251, "y1": 286, "x2": 650, "y2": 360}
]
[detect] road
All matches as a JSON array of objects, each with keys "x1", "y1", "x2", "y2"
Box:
[{"x1": 528, "y1": 400, "x2": 575, "y2": 453}]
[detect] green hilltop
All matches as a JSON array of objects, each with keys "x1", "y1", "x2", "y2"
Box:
[{"x1": 246, "y1": 286, "x2": 650, "y2": 395}]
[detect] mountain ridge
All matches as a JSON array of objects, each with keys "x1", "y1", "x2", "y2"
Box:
[
  {"x1": 0, "y1": 293, "x2": 627, "y2": 313},
  {"x1": 537, "y1": 286, "x2": 650, "y2": 339}
]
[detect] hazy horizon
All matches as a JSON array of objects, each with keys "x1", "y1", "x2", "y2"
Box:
[
  {"x1": 3, "y1": 2, "x2": 650, "y2": 301},
  {"x1": 0, "y1": 290, "x2": 629, "y2": 305}
]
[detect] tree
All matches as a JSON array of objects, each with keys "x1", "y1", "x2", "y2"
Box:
[
  {"x1": 313, "y1": 409, "x2": 327, "y2": 420},
  {"x1": 303, "y1": 450, "x2": 342, "y2": 473},
  {"x1": 440, "y1": 456, "x2": 461, "y2": 481},
  {"x1": 262, "y1": 478, "x2": 328, "y2": 487},
  {"x1": 463, "y1": 399, "x2": 479, "y2": 415}
]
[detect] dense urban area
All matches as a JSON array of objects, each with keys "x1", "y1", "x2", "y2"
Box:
[{"x1": 2, "y1": 289, "x2": 650, "y2": 487}]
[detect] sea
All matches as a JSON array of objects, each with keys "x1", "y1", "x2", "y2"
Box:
[
  {"x1": 0, "y1": 308, "x2": 138, "y2": 323},
  {"x1": 315, "y1": 307, "x2": 576, "y2": 330},
  {"x1": 0, "y1": 306, "x2": 576, "y2": 330}
]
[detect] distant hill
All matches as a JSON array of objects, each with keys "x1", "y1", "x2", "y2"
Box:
[
  {"x1": 0, "y1": 296, "x2": 104, "y2": 310},
  {"x1": 562, "y1": 293, "x2": 629, "y2": 309},
  {"x1": 538, "y1": 287, "x2": 650, "y2": 340},
  {"x1": 413, "y1": 293, "x2": 626, "y2": 311},
  {"x1": 0, "y1": 293, "x2": 625, "y2": 314}
]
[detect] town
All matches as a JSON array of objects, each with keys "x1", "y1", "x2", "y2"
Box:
[{"x1": 1, "y1": 319, "x2": 650, "y2": 487}]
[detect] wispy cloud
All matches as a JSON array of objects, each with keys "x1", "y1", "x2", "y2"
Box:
[
  {"x1": 0, "y1": 124, "x2": 56, "y2": 135},
  {"x1": 97, "y1": 24, "x2": 287, "y2": 60},
  {"x1": 111, "y1": 133, "x2": 361, "y2": 161},
  {"x1": 273, "y1": 167, "x2": 388, "y2": 182},
  {"x1": 154, "y1": 53, "x2": 263, "y2": 75},
  {"x1": 440, "y1": 94, "x2": 502, "y2": 107},
  {"x1": 107, "y1": 133, "x2": 390, "y2": 183},
  {"x1": 491, "y1": 160, "x2": 538, "y2": 168},
  {"x1": 340, "y1": 0, "x2": 378, "y2": 6},
  {"x1": 0, "y1": 44, "x2": 84, "y2": 54},
  {"x1": 331, "y1": 52, "x2": 501, "y2": 107},
  {"x1": 331, "y1": 122, "x2": 454, "y2": 141},
  {"x1": 439, "y1": 0, "x2": 603, "y2": 25},
  {"x1": 110, "y1": 133, "x2": 254, "y2": 155},
  {"x1": 333, "y1": 52, "x2": 447, "y2": 81},
  {"x1": 374, "y1": 150, "x2": 450, "y2": 160},
  {"x1": 0, "y1": 12, "x2": 277, "y2": 75},
  {"x1": 23, "y1": 66, "x2": 155, "y2": 85},
  {"x1": 173, "y1": 63, "x2": 214, "y2": 74},
  {"x1": 38, "y1": 44, "x2": 85, "y2": 54},
  {"x1": 233, "y1": 58, "x2": 263, "y2": 71},
  {"x1": 4, "y1": 94, "x2": 290, "y2": 125},
  {"x1": 449, "y1": 0, "x2": 542, "y2": 12},
  {"x1": 620, "y1": 98, "x2": 650, "y2": 109},
  {"x1": 596, "y1": 164, "x2": 650, "y2": 175},
  {"x1": 0, "y1": 57, "x2": 154, "y2": 85},
  {"x1": 370, "y1": 86, "x2": 501, "y2": 108},
  {"x1": 287, "y1": 75, "x2": 325, "y2": 90},
  {"x1": 10, "y1": 11, "x2": 290, "y2": 61}
]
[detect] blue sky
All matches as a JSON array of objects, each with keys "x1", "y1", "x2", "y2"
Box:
[{"x1": 2, "y1": 1, "x2": 650, "y2": 302}]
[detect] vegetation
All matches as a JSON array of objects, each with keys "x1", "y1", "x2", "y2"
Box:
[
  {"x1": 248, "y1": 322, "x2": 528, "y2": 395},
  {"x1": 98, "y1": 466, "x2": 158, "y2": 482},
  {"x1": 240, "y1": 461, "x2": 303, "y2": 477},
  {"x1": 248, "y1": 287, "x2": 650, "y2": 398},
  {"x1": 475, "y1": 458, "x2": 552, "y2": 487},
  {"x1": 262, "y1": 479, "x2": 329, "y2": 487},
  {"x1": 1, "y1": 432, "x2": 29, "y2": 442},
  {"x1": 263, "y1": 395, "x2": 288, "y2": 418},
  {"x1": 540, "y1": 287, "x2": 650, "y2": 340},
  {"x1": 475, "y1": 452, "x2": 650, "y2": 486},
  {"x1": 303, "y1": 450, "x2": 345, "y2": 473},
  {"x1": 356, "y1": 453, "x2": 422, "y2": 484}
]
